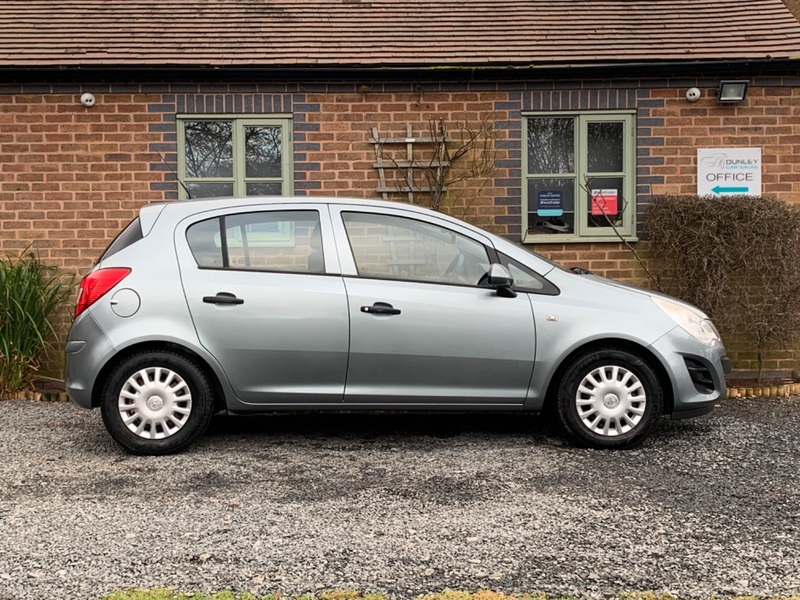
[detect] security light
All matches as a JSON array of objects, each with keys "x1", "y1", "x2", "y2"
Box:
[{"x1": 718, "y1": 80, "x2": 749, "y2": 103}]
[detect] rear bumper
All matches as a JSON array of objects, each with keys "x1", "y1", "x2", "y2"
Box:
[{"x1": 64, "y1": 313, "x2": 115, "y2": 409}]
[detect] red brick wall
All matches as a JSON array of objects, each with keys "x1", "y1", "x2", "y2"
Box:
[
  {"x1": 5, "y1": 84, "x2": 800, "y2": 275},
  {"x1": 647, "y1": 86, "x2": 800, "y2": 201},
  {"x1": 0, "y1": 93, "x2": 167, "y2": 269},
  {"x1": 3, "y1": 79, "x2": 800, "y2": 373},
  {"x1": 298, "y1": 91, "x2": 514, "y2": 233}
]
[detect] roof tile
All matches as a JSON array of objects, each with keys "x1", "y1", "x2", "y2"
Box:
[{"x1": 0, "y1": 0, "x2": 799, "y2": 69}]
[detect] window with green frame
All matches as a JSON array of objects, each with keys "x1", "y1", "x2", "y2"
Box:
[
  {"x1": 177, "y1": 116, "x2": 293, "y2": 200},
  {"x1": 523, "y1": 111, "x2": 635, "y2": 242}
]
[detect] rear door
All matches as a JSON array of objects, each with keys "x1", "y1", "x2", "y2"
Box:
[
  {"x1": 176, "y1": 204, "x2": 349, "y2": 404},
  {"x1": 331, "y1": 206, "x2": 536, "y2": 405}
]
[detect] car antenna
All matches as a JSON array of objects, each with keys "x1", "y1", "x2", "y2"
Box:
[{"x1": 155, "y1": 149, "x2": 193, "y2": 199}]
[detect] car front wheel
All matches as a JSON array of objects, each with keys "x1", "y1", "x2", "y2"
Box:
[
  {"x1": 556, "y1": 348, "x2": 663, "y2": 449},
  {"x1": 100, "y1": 350, "x2": 214, "y2": 455}
]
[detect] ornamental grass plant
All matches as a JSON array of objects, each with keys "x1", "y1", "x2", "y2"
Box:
[{"x1": 0, "y1": 250, "x2": 73, "y2": 396}]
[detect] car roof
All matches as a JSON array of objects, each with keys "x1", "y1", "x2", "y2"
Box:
[
  {"x1": 148, "y1": 195, "x2": 440, "y2": 217},
  {"x1": 143, "y1": 195, "x2": 473, "y2": 233}
]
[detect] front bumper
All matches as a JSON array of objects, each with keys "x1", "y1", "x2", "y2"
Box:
[{"x1": 649, "y1": 327, "x2": 729, "y2": 418}]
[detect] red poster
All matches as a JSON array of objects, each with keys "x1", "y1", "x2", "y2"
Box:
[{"x1": 591, "y1": 189, "x2": 619, "y2": 216}]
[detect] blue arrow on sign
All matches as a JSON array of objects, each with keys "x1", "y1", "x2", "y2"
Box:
[{"x1": 712, "y1": 185, "x2": 749, "y2": 194}]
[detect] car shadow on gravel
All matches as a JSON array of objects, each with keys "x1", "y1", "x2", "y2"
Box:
[
  {"x1": 195, "y1": 412, "x2": 573, "y2": 503},
  {"x1": 203, "y1": 411, "x2": 567, "y2": 446},
  {"x1": 197, "y1": 409, "x2": 727, "y2": 456}
]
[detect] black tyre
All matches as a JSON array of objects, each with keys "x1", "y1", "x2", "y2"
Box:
[
  {"x1": 556, "y1": 348, "x2": 663, "y2": 449},
  {"x1": 100, "y1": 350, "x2": 215, "y2": 455}
]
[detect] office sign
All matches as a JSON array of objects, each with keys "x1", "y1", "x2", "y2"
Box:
[{"x1": 697, "y1": 148, "x2": 761, "y2": 196}]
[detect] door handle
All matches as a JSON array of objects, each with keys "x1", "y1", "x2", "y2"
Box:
[
  {"x1": 361, "y1": 302, "x2": 401, "y2": 316},
  {"x1": 203, "y1": 292, "x2": 244, "y2": 305}
]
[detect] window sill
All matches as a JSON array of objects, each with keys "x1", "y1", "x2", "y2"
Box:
[{"x1": 521, "y1": 234, "x2": 639, "y2": 244}]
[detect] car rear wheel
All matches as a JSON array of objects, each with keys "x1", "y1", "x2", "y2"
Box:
[
  {"x1": 100, "y1": 350, "x2": 214, "y2": 455},
  {"x1": 556, "y1": 348, "x2": 663, "y2": 449}
]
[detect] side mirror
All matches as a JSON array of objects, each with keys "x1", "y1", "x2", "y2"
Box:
[{"x1": 487, "y1": 264, "x2": 517, "y2": 298}]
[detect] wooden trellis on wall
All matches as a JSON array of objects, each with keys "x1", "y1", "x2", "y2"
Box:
[{"x1": 370, "y1": 123, "x2": 450, "y2": 204}]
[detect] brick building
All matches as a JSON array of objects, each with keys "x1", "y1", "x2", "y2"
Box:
[{"x1": 2, "y1": 0, "x2": 800, "y2": 370}]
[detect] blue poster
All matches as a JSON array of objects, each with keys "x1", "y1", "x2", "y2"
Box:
[{"x1": 537, "y1": 191, "x2": 563, "y2": 217}]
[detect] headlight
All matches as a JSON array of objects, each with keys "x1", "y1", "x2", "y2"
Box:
[{"x1": 651, "y1": 296, "x2": 721, "y2": 345}]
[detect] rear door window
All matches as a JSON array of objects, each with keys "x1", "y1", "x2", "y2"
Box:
[{"x1": 186, "y1": 210, "x2": 323, "y2": 273}]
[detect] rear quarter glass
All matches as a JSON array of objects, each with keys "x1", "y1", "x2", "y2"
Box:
[{"x1": 100, "y1": 217, "x2": 143, "y2": 262}]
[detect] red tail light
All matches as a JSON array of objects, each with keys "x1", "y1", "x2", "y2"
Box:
[{"x1": 74, "y1": 268, "x2": 132, "y2": 318}]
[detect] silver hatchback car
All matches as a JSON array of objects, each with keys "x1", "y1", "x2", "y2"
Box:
[{"x1": 66, "y1": 197, "x2": 729, "y2": 454}]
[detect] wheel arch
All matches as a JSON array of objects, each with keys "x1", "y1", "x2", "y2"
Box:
[
  {"x1": 543, "y1": 338, "x2": 675, "y2": 415},
  {"x1": 90, "y1": 341, "x2": 228, "y2": 413}
]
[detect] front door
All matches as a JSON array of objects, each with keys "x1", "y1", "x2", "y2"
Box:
[{"x1": 335, "y1": 209, "x2": 535, "y2": 405}]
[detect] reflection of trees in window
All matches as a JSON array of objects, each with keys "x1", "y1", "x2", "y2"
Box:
[
  {"x1": 587, "y1": 122, "x2": 623, "y2": 172},
  {"x1": 245, "y1": 126, "x2": 282, "y2": 178},
  {"x1": 527, "y1": 118, "x2": 574, "y2": 174},
  {"x1": 185, "y1": 121, "x2": 233, "y2": 178}
]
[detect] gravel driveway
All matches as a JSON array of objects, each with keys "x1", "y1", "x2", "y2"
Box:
[{"x1": 0, "y1": 397, "x2": 798, "y2": 600}]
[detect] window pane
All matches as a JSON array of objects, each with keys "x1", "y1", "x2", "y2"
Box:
[
  {"x1": 527, "y1": 118, "x2": 574, "y2": 174},
  {"x1": 186, "y1": 182, "x2": 234, "y2": 199},
  {"x1": 246, "y1": 182, "x2": 283, "y2": 196},
  {"x1": 506, "y1": 262, "x2": 546, "y2": 291},
  {"x1": 184, "y1": 121, "x2": 233, "y2": 178},
  {"x1": 342, "y1": 212, "x2": 490, "y2": 286},
  {"x1": 588, "y1": 122, "x2": 624, "y2": 172},
  {"x1": 224, "y1": 211, "x2": 322, "y2": 273},
  {"x1": 245, "y1": 126, "x2": 282, "y2": 178},
  {"x1": 186, "y1": 218, "x2": 223, "y2": 268},
  {"x1": 527, "y1": 178, "x2": 575, "y2": 235},
  {"x1": 587, "y1": 177, "x2": 624, "y2": 228}
]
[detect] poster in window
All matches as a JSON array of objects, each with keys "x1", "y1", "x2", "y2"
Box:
[
  {"x1": 537, "y1": 191, "x2": 564, "y2": 217},
  {"x1": 590, "y1": 189, "x2": 619, "y2": 216}
]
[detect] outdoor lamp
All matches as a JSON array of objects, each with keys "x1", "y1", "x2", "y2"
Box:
[{"x1": 718, "y1": 80, "x2": 749, "y2": 103}]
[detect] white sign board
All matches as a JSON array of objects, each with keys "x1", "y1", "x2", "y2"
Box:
[{"x1": 697, "y1": 148, "x2": 761, "y2": 196}]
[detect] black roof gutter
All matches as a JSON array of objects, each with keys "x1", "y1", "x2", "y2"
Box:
[{"x1": 0, "y1": 57, "x2": 797, "y2": 84}]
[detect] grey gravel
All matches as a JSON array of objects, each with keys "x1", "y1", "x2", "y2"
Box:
[{"x1": 0, "y1": 397, "x2": 799, "y2": 600}]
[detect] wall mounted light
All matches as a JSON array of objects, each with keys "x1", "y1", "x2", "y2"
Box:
[{"x1": 718, "y1": 80, "x2": 749, "y2": 103}]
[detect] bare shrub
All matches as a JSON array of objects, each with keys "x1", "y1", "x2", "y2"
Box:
[
  {"x1": 645, "y1": 194, "x2": 800, "y2": 378},
  {"x1": 370, "y1": 116, "x2": 496, "y2": 217}
]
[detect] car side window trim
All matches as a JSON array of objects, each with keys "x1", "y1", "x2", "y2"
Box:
[
  {"x1": 340, "y1": 272, "x2": 490, "y2": 290},
  {"x1": 218, "y1": 216, "x2": 230, "y2": 268}
]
